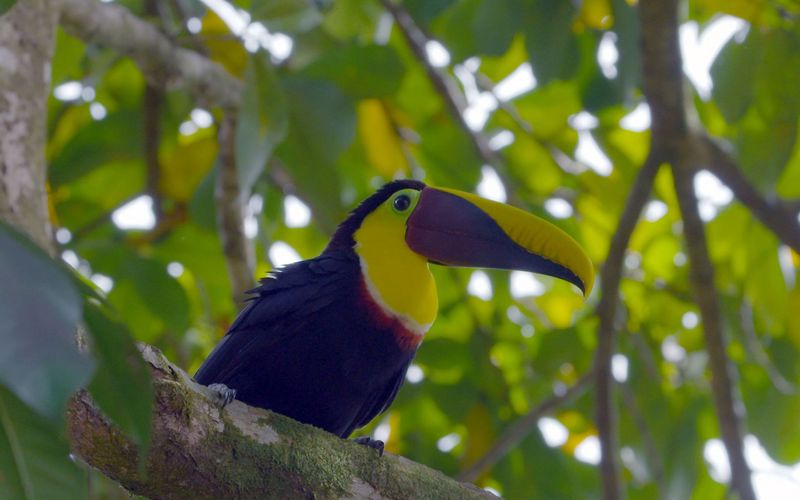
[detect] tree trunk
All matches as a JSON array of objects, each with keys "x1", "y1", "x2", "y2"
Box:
[{"x1": 0, "y1": 0, "x2": 57, "y2": 253}]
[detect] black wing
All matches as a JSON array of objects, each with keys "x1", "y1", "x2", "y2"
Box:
[
  {"x1": 194, "y1": 252, "x2": 356, "y2": 386},
  {"x1": 344, "y1": 360, "x2": 411, "y2": 437}
]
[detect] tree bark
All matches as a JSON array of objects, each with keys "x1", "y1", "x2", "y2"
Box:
[
  {"x1": 68, "y1": 346, "x2": 493, "y2": 500},
  {"x1": 0, "y1": 0, "x2": 57, "y2": 253}
]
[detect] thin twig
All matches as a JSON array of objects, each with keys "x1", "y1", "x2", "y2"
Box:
[
  {"x1": 457, "y1": 372, "x2": 593, "y2": 483},
  {"x1": 593, "y1": 153, "x2": 661, "y2": 500},
  {"x1": 215, "y1": 115, "x2": 254, "y2": 307},
  {"x1": 379, "y1": 0, "x2": 497, "y2": 165},
  {"x1": 473, "y1": 72, "x2": 584, "y2": 175},
  {"x1": 702, "y1": 136, "x2": 800, "y2": 254}
]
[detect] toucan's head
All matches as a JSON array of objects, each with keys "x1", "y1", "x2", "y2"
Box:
[{"x1": 326, "y1": 180, "x2": 594, "y2": 336}]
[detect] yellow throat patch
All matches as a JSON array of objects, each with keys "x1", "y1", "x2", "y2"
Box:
[{"x1": 354, "y1": 189, "x2": 438, "y2": 335}]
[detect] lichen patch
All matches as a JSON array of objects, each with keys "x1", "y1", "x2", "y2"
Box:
[
  {"x1": 343, "y1": 478, "x2": 385, "y2": 500},
  {"x1": 226, "y1": 402, "x2": 280, "y2": 445}
]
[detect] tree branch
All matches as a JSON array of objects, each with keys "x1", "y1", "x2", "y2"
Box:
[
  {"x1": 215, "y1": 115, "x2": 254, "y2": 306},
  {"x1": 638, "y1": 1, "x2": 755, "y2": 498},
  {"x1": 56, "y1": 0, "x2": 242, "y2": 112},
  {"x1": 702, "y1": 136, "x2": 800, "y2": 254},
  {"x1": 672, "y1": 151, "x2": 756, "y2": 500},
  {"x1": 67, "y1": 346, "x2": 492, "y2": 499},
  {"x1": 593, "y1": 153, "x2": 661, "y2": 500},
  {"x1": 458, "y1": 372, "x2": 593, "y2": 483}
]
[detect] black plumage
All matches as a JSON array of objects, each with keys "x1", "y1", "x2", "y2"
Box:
[{"x1": 195, "y1": 181, "x2": 425, "y2": 437}]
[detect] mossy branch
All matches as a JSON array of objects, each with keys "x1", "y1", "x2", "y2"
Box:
[{"x1": 67, "y1": 346, "x2": 492, "y2": 499}]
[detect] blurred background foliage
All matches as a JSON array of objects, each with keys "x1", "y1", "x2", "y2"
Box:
[{"x1": 1, "y1": 0, "x2": 799, "y2": 498}]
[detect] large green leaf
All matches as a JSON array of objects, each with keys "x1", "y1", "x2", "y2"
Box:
[
  {"x1": 0, "y1": 224, "x2": 94, "y2": 421},
  {"x1": 435, "y1": 0, "x2": 481, "y2": 62},
  {"x1": 85, "y1": 302, "x2": 153, "y2": 452},
  {"x1": 236, "y1": 54, "x2": 288, "y2": 196},
  {"x1": 277, "y1": 76, "x2": 356, "y2": 231},
  {"x1": 523, "y1": 0, "x2": 580, "y2": 84},
  {"x1": 301, "y1": 43, "x2": 406, "y2": 99},
  {"x1": 249, "y1": 0, "x2": 323, "y2": 33},
  {"x1": 711, "y1": 30, "x2": 758, "y2": 123},
  {"x1": 472, "y1": 0, "x2": 520, "y2": 57},
  {"x1": 402, "y1": 0, "x2": 456, "y2": 25},
  {"x1": 49, "y1": 110, "x2": 143, "y2": 187},
  {"x1": 116, "y1": 254, "x2": 191, "y2": 335},
  {"x1": 0, "y1": 386, "x2": 85, "y2": 500}
]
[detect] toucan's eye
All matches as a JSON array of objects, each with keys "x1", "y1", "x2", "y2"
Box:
[{"x1": 393, "y1": 194, "x2": 412, "y2": 212}]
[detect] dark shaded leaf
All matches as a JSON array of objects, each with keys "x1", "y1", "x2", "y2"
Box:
[
  {"x1": 0, "y1": 385, "x2": 85, "y2": 500},
  {"x1": 85, "y1": 302, "x2": 153, "y2": 452},
  {"x1": 435, "y1": 0, "x2": 481, "y2": 62},
  {"x1": 277, "y1": 76, "x2": 355, "y2": 231},
  {"x1": 301, "y1": 44, "x2": 406, "y2": 98},
  {"x1": 249, "y1": 0, "x2": 323, "y2": 33},
  {"x1": 402, "y1": 0, "x2": 456, "y2": 25},
  {"x1": 523, "y1": 0, "x2": 580, "y2": 84},
  {"x1": 49, "y1": 110, "x2": 143, "y2": 187},
  {"x1": 711, "y1": 31, "x2": 758, "y2": 123},
  {"x1": 118, "y1": 254, "x2": 191, "y2": 334},
  {"x1": 0, "y1": 224, "x2": 94, "y2": 421},
  {"x1": 236, "y1": 54, "x2": 288, "y2": 195},
  {"x1": 472, "y1": 0, "x2": 520, "y2": 57}
]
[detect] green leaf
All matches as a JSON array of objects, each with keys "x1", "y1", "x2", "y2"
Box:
[
  {"x1": 401, "y1": 0, "x2": 456, "y2": 25},
  {"x1": 418, "y1": 124, "x2": 481, "y2": 190},
  {"x1": 277, "y1": 76, "x2": 356, "y2": 231},
  {"x1": 0, "y1": 385, "x2": 86, "y2": 500},
  {"x1": 711, "y1": 31, "x2": 758, "y2": 123},
  {"x1": 321, "y1": 0, "x2": 382, "y2": 40},
  {"x1": 120, "y1": 254, "x2": 191, "y2": 334},
  {"x1": 249, "y1": 0, "x2": 323, "y2": 33},
  {"x1": 611, "y1": 0, "x2": 641, "y2": 104},
  {"x1": 301, "y1": 44, "x2": 406, "y2": 99},
  {"x1": 0, "y1": 224, "x2": 94, "y2": 421},
  {"x1": 0, "y1": 0, "x2": 15, "y2": 16},
  {"x1": 435, "y1": 0, "x2": 481, "y2": 63},
  {"x1": 49, "y1": 110, "x2": 143, "y2": 187},
  {"x1": 51, "y1": 29, "x2": 85, "y2": 85},
  {"x1": 236, "y1": 54, "x2": 288, "y2": 195},
  {"x1": 85, "y1": 302, "x2": 153, "y2": 452},
  {"x1": 523, "y1": 0, "x2": 580, "y2": 84},
  {"x1": 737, "y1": 115, "x2": 797, "y2": 189},
  {"x1": 472, "y1": 0, "x2": 520, "y2": 57}
]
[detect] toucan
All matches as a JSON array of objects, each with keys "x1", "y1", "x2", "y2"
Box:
[{"x1": 195, "y1": 180, "x2": 593, "y2": 445}]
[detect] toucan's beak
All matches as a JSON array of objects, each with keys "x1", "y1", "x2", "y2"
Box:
[{"x1": 406, "y1": 187, "x2": 594, "y2": 296}]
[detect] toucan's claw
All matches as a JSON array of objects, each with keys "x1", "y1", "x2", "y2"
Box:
[
  {"x1": 354, "y1": 436, "x2": 385, "y2": 456},
  {"x1": 208, "y1": 383, "x2": 237, "y2": 408}
]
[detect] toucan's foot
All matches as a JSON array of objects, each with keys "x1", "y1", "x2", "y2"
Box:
[
  {"x1": 353, "y1": 436, "x2": 385, "y2": 456},
  {"x1": 207, "y1": 383, "x2": 237, "y2": 408}
]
